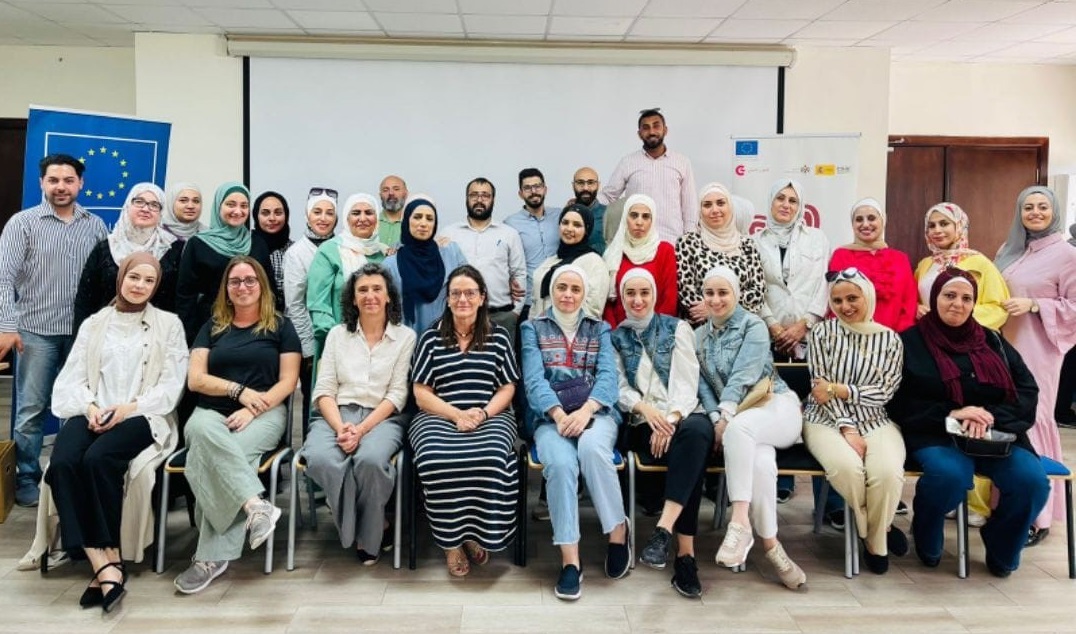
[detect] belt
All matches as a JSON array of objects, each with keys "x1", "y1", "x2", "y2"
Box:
[{"x1": 489, "y1": 304, "x2": 515, "y2": 314}]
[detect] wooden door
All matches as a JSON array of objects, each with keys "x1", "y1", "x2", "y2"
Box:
[
  {"x1": 886, "y1": 146, "x2": 945, "y2": 267},
  {"x1": 947, "y1": 146, "x2": 1040, "y2": 259},
  {"x1": 0, "y1": 119, "x2": 27, "y2": 233}
]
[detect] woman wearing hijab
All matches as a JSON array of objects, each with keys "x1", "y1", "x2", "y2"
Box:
[
  {"x1": 521, "y1": 264, "x2": 629, "y2": 600},
  {"x1": 531, "y1": 204, "x2": 609, "y2": 319},
  {"x1": 382, "y1": 196, "x2": 467, "y2": 334},
  {"x1": 676, "y1": 182, "x2": 767, "y2": 325},
  {"x1": 33, "y1": 252, "x2": 187, "y2": 612},
  {"x1": 602, "y1": 193, "x2": 678, "y2": 328},
  {"x1": 697, "y1": 266, "x2": 806, "y2": 590},
  {"x1": 307, "y1": 193, "x2": 389, "y2": 357},
  {"x1": 754, "y1": 179, "x2": 829, "y2": 361},
  {"x1": 995, "y1": 185, "x2": 1076, "y2": 547},
  {"x1": 163, "y1": 182, "x2": 203, "y2": 243},
  {"x1": 803, "y1": 268, "x2": 906, "y2": 574},
  {"x1": 888, "y1": 269, "x2": 1048, "y2": 577},
  {"x1": 73, "y1": 183, "x2": 182, "y2": 333},
  {"x1": 251, "y1": 191, "x2": 294, "y2": 312},
  {"x1": 828, "y1": 199, "x2": 917, "y2": 332},
  {"x1": 612, "y1": 268, "x2": 712, "y2": 598},
  {"x1": 282, "y1": 188, "x2": 339, "y2": 422},
  {"x1": 914, "y1": 202, "x2": 1010, "y2": 329},
  {"x1": 176, "y1": 182, "x2": 272, "y2": 344}
]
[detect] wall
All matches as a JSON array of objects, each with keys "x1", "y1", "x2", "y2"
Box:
[{"x1": 0, "y1": 45, "x2": 135, "y2": 117}]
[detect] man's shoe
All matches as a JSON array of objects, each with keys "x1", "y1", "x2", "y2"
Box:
[
  {"x1": 245, "y1": 499, "x2": 282, "y2": 550},
  {"x1": 671, "y1": 555, "x2": 702, "y2": 598},
  {"x1": 15, "y1": 482, "x2": 39, "y2": 508},
  {"x1": 554, "y1": 565, "x2": 582, "y2": 601},
  {"x1": 639, "y1": 527, "x2": 672, "y2": 569},
  {"x1": 174, "y1": 560, "x2": 228, "y2": 594}
]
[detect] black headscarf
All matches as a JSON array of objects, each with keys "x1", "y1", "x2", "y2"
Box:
[
  {"x1": 251, "y1": 190, "x2": 291, "y2": 252},
  {"x1": 396, "y1": 197, "x2": 445, "y2": 324},
  {"x1": 539, "y1": 204, "x2": 597, "y2": 300}
]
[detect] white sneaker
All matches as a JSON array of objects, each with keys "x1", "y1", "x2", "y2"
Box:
[
  {"x1": 968, "y1": 511, "x2": 987, "y2": 527},
  {"x1": 245, "y1": 499, "x2": 282, "y2": 550},
  {"x1": 174, "y1": 560, "x2": 228, "y2": 594},
  {"x1": 715, "y1": 522, "x2": 754, "y2": 568},
  {"x1": 765, "y1": 542, "x2": 806, "y2": 590}
]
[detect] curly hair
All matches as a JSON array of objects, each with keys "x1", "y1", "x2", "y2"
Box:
[
  {"x1": 437, "y1": 264, "x2": 492, "y2": 351},
  {"x1": 211, "y1": 256, "x2": 279, "y2": 336},
  {"x1": 342, "y1": 263, "x2": 403, "y2": 332}
]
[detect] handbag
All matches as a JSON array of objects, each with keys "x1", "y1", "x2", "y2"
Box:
[
  {"x1": 945, "y1": 416, "x2": 1015, "y2": 458},
  {"x1": 738, "y1": 375, "x2": 774, "y2": 412},
  {"x1": 551, "y1": 373, "x2": 595, "y2": 413}
]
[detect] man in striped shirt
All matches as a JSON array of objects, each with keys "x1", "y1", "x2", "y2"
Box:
[
  {"x1": 0, "y1": 154, "x2": 107, "y2": 507},
  {"x1": 598, "y1": 108, "x2": 698, "y2": 245}
]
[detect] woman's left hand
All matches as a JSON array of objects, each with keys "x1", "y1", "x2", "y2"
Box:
[
  {"x1": 1002, "y1": 297, "x2": 1036, "y2": 316},
  {"x1": 778, "y1": 320, "x2": 808, "y2": 350},
  {"x1": 650, "y1": 430, "x2": 672, "y2": 459},
  {"x1": 92, "y1": 402, "x2": 137, "y2": 433},
  {"x1": 688, "y1": 301, "x2": 709, "y2": 324},
  {"x1": 961, "y1": 417, "x2": 991, "y2": 439},
  {"x1": 810, "y1": 379, "x2": 833, "y2": 405},
  {"x1": 226, "y1": 408, "x2": 255, "y2": 432}
]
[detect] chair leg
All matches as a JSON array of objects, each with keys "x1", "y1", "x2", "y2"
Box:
[
  {"x1": 287, "y1": 455, "x2": 299, "y2": 572},
  {"x1": 713, "y1": 473, "x2": 728, "y2": 530},
  {"x1": 956, "y1": 500, "x2": 968, "y2": 579},
  {"x1": 844, "y1": 503, "x2": 857, "y2": 578},
  {"x1": 814, "y1": 479, "x2": 829, "y2": 535},
  {"x1": 408, "y1": 449, "x2": 418, "y2": 571},
  {"x1": 514, "y1": 445, "x2": 527, "y2": 567},
  {"x1": 1065, "y1": 480, "x2": 1074, "y2": 580},
  {"x1": 306, "y1": 473, "x2": 317, "y2": 532},
  {"x1": 628, "y1": 453, "x2": 636, "y2": 570},
  {"x1": 393, "y1": 451, "x2": 404, "y2": 570},
  {"x1": 265, "y1": 454, "x2": 287, "y2": 575},
  {"x1": 156, "y1": 470, "x2": 171, "y2": 574}
]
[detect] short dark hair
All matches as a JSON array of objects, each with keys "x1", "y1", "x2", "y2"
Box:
[
  {"x1": 342, "y1": 263, "x2": 403, "y2": 332},
  {"x1": 518, "y1": 168, "x2": 544, "y2": 190},
  {"x1": 637, "y1": 108, "x2": 665, "y2": 128},
  {"x1": 39, "y1": 154, "x2": 85, "y2": 178},
  {"x1": 466, "y1": 177, "x2": 496, "y2": 199}
]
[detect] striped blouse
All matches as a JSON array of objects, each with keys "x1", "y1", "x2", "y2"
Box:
[
  {"x1": 411, "y1": 323, "x2": 520, "y2": 410},
  {"x1": 803, "y1": 318, "x2": 904, "y2": 434}
]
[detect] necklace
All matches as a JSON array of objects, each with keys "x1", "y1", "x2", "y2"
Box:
[{"x1": 455, "y1": 329, "x2": 474, "y2": 339}]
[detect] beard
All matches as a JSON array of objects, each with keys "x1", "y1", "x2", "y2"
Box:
[
  {"x1": 382, "y1": 197, "x2": 403, "y2": 213},
  {"x1": 467, "y1": 202, "x2": 493, "y2": 221},
  {"x1": 574, "y1": 189, "x2": 596, "y2": 206},
  {"x1": 642, "y1": 134, "x2": 664, "y2": 150},
  {"x1": 525, "y1": 194, "x2": 545, "y2": 210}
]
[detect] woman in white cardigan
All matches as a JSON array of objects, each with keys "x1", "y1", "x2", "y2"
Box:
[{"x1": 23, "y1": 252, "x2": 187, "y2": 613}]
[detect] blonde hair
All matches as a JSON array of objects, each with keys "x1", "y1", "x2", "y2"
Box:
[{"x1": 211, "y1": 256, "x2": 279, "y2": 336}]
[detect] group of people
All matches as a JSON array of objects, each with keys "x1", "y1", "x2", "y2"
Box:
[{"x1": 0, "y1": 107, "x2": 1073, "y2": 609}]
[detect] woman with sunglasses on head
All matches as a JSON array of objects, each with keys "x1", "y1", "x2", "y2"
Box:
[
  {"x1": 382, "y1": 196, "x2": 467, "y2": 334},
  {"x1": 163, "y1": 182, "x2": 203, "y2": 244},
  {"x1": 613, "y1": 268, "x2": 712, "y2": 598},
  {"x1": 307, "y1": 193, "x2": 389, "y2": 358},
  {"x1": 410, "y1": 265, "x2": 519, "y2": 577},
  {"x1": 803, "y1": 267, "x2": 906, "y2": 574},
  {"x1": 174, "y1": 256, "x2": 301, "y2": 594},
  {"x1": 251, "y1": 191, "x2": 294, "y2": 312},
  {"x1": 698, "y1": 266, "x2": 806, "y2": 590},
  {"x1": 995, "y1": 186, "x2": 1076, "y2": 547},
  {"x1": 176, "y1": 182, "x2": 272, "y2": 344},
  {"x1": 676, "y1": 182, "x2": 767, "y2": 326},
  {"x1": 888, "y1": 269, "x2": 1048, "y2": 577},
  {"x1": 828, "y1": 199, "x2": 917, "y2": 333},
  {"x1": 24, "y1": 253, "x2": 187, "y2": 612},
  {"x1": 73, "y1": 183, "x2": 183, "y2": 333},
  {"x1": 602, "y1": 193, "x2": 678, "y2": 328},
  {"x1": 531, "y1": 203, "x2": 609, "y2": 319}
]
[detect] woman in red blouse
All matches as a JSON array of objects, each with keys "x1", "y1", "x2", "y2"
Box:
[{"x1": 602, "y1": 193, "x2": 678, "y2": 327}]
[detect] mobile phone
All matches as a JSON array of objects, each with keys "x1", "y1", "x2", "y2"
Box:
[{"x1": 99, "y1": 411, "x2": 115, "y2": 425}]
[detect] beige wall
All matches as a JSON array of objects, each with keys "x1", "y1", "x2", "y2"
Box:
[{"x1": 0, "y1": 45, "x2": 135, "y2": 117}]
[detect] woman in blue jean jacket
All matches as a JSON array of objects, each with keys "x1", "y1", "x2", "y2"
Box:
[{"x1": 520, "y1": 264, "x2": 629, "y2": 601}]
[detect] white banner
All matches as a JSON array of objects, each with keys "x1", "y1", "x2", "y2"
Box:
[{"x1": 729, "y1": 133, "x2": 860, "y2": 248}]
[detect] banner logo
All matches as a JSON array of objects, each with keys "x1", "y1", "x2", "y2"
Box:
[
  {"x1": 814, "y1": 164, "x2": 836, "y2": 176},
  {"x1": 735, "y1": 140, "x2": 759, "y2": 157}
]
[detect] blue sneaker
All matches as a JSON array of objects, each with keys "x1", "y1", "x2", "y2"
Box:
[
  {"x1": 554, "y1": 565, "x2": 582, "y2": 601},
  {"x1": 15, "y1": 481, "x2": 39, "y2": 508}
]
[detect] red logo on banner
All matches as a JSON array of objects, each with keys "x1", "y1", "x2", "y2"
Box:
[
  {"x1": 735, "y1": 164, "x2": 746, "y2": 176},
  {"x1": 748, "y1": 214, "x2": 767, "y2": 235},
  {"x1": 803, "y1": 204, "x2": 820, "y2": 228}
]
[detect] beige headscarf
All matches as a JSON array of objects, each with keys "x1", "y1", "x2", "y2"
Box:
[
  {"x1": 844, "y1": 197, "x2": 887, "y2": 251},
  {"x1": 697, "y1": 182, "x2": 741, "y2": 255}
]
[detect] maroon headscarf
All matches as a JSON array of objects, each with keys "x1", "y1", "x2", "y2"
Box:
[
  {"x1": 917, "y1": 267, "x2": 1016, "y2": 404},
  {"x1": 113, "y1": 252, "x2": 162, "y2": 313}
]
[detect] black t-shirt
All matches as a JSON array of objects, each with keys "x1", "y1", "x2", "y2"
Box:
[{"x1": 192, "y1": 315, "x2": 302, "y2": 415}]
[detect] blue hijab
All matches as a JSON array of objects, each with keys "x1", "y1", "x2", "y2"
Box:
[{"x1": 396, "y1": 197, "x2": 445, "y2": 324}]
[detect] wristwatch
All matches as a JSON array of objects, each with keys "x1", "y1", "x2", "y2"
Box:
[
  {"x1": 826, "y1": 383, "x2": 836, "y2": 398},
  {"x1": 1030, "y1": 301, "x2": 1040, "y2": 314}
]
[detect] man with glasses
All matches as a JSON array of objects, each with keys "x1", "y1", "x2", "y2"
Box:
[
  {"x1": 599, "y1": 108, "x2": 698, "y2": 244},
  {"x1": 0, "y1": 153, "x2": 107, "y2": 507},
  {"x1": 442, "y1": 178, "x2": 527, "y2": 342},
  {"x1": 504, "y1": 168, "x2": 561, "y2": 320},
  {"x1": 377, "y1": 175, "x2": 408, "y2": 251},
  {"x1": 571, "y1": 167, "x2": 607, "y2": 255}
]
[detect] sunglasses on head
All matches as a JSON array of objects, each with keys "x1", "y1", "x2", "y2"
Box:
[
  {"x1": 825, "y1": 267, "x2": 864, "y2": 283},
  {"x1": 308, "y1": 187, "x2": 338, "y2": 200}
]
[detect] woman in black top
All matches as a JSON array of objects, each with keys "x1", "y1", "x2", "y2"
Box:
[{"x1": 251, "y1": 190, "x2": 293, "y2": 312}]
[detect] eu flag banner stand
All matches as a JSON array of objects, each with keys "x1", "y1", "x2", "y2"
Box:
[{"x1": 13, "y1": 106, "x2": 171, "y2": 438}]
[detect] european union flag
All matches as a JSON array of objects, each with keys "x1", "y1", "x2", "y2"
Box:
[
  {"x1": 735, "y1": 140, "x2": 759, "y2": 157},
  {"x1": 22, "y1": 106, "x2": 171, "y2": 229}
]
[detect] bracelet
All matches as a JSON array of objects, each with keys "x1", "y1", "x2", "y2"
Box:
[
  {"x1": 480, "y1": 408, "x2": 490, "y2": 421},
  {"x1": 228, "y1": 382, "x2": 247, "y2": 401}
]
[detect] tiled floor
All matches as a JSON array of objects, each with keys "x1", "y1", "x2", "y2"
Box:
[{"x1": 1, "y1": 377, "x2": 1075, "y2": 633}]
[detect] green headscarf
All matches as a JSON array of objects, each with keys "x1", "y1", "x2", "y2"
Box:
[{"x1": 198, "y1": 182, "x2": 252, "y2": 257}]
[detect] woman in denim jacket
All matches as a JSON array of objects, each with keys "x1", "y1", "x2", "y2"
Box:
[
  {"x1": 520, "y1": 264, "x2": 629, "y2": 601},
  {"x1": 697, "y1": 266, "x2": 806, "y2": 590}
]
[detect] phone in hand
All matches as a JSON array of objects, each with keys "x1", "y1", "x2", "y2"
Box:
[{"x1": 98, "y1": 410, "x2": 115, "y2": 426}]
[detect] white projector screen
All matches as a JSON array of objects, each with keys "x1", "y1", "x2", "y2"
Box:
[{"x1": 248, "y1": 57, "x2": 779, "y2": 236}]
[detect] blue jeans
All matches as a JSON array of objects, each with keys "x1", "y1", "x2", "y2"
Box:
[
  {"x1": 534, "y1": 414, "x2": 625, "y2": 545},
  {"x1": 13, "y1": 331, "x2": 74, "y2": 488},
  {"x1": 912, "y1": 444, "x2": 1049, "y2": 571}
]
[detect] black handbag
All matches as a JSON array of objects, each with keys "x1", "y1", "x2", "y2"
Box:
[{"x1": 551, "y1": 373, "x2": 595, "y2": 413}]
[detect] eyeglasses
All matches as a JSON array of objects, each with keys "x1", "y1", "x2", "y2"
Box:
[
  {"x1": 227, "y1": 276, "x2": 259, "y2": 289},
  {"x1": 521, "y1": 184, "x2": 545, "y2": 193},
  {"x1": 573, "y1": 179, "x2": 599, "y2": 187},
  {"x1": 130, "y1": 197, "x2": 162, "y2": 212},
  {"x1": 825, "y1": 267, "x2": 864, "y2": 283},
  {"x1": 449, "y1": 289, "x2": 481, "y2": 301},
  {"x1": 467, "y1": 192, "x2": 493, "y2": 201},
  {"x1": 308, "y1": 187, "x2": 339, "y2": 200}
]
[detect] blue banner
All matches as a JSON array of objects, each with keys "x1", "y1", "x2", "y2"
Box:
[{"x1": 22, "y1": 107, "x2": 171, "y2": 229}]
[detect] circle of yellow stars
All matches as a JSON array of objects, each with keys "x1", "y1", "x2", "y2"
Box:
[{"x1": 78, "y1": 145, "x2": 129, "y2": 201}]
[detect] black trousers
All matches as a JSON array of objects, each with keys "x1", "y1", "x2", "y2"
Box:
[
  {"x1": 1056, "y1": 344, "x2": 1076, "y2": 422},
  {"x1": 44, "y1": 415, "x2": 154, "y2": 553},
  {"x1": 627, "y1": 413, "x2": 714, "y2": 536}
]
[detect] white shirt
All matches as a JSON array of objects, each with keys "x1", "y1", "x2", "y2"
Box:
[
  {"x1": 442, "y1": 220, "x2": 527, "y2": 312},
  {"x1": 615, "y1": 320, "x2": 700, "y2": 419},
  {"x1": 283, "y1": 237, "x2": 319, "y2": 357},
  {"x1": 312, "y1": 322, "x2": 417, "y2": 413},
  {"x1": 530, "y1": 251, "x2": 609, "y2": 320},
  {"x1": 754, "y1": 225, "x2": 830, "y2": 327},
  {"x1": 598, "y1": 148, "x2": 698, "y2": 245}
]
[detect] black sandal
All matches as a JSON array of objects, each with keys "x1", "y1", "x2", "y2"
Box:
[
  {"x1": 95, "y1": 562, "x2": 127, "y2": 613},
  {"x1": 78, "y1": 581, "x2": 103, "y2": 608}
]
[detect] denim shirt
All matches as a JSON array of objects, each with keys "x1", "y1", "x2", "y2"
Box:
[
  {"x1": 695, "y1": 306, "x2": 789, "y2": 415},
  {"x1": 520, "y1": 309, "x2": 621, "y2": 436},
  {"x1": 610, "y1": 314, "x2": 680, "y2": 390}
]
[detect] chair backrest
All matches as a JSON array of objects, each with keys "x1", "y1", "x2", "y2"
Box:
[{"x1": 776, "y1": 362, "x2": 811, "y2": 401}]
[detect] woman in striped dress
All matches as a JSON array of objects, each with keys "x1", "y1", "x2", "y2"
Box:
[
  {"x1": 409, "y1": 264, "x2": 520, "y2": 577},
  {"x1": 803, "y1": 267, "x2": 907, "y2": 574}
]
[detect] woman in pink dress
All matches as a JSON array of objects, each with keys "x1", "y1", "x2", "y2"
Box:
[
  {"x1": 995, "y1": 185, "x2": 1076, "y2": 546},
  {"x1": 828, "y1": 198, "x2": 917, "y2": 332}
]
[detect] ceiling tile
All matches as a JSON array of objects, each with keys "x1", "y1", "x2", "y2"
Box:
[
  {"x1": 551, "y1": 0, "x2": 648, "y2": 17},
  {"x1": 140, "y1": 23, "x2": 222, "y2": 33},
  {"x1": 709, "y1": 18, "x2": 809, "y2": 39},
  {"x1": 732, "y1": 0, "x2": 846, "y2": 21},
  {"x1": 192, "y1": 7, "x2": 298, "y2": 28},
  {"x1": 375, "y1": 12, "x2": 464, "y2": 34},
  {"x1": 629, "y1": 17, "x2": 721, "y2": 38},
  {"x1": 468, "y1": 31, "x2": 544, "y2": 40},
  {"x1": 823, "y1": 0, "x2": 948, "y2": 21},
  {"x1": 858, "y1": 40, "x2": 931, "y2": 55},
  {"x1": 100, "y1": 5, "x2": 213, "y2": 26},
  {"x1": 270, "y1": 0, "x2": 366, "y2": 8},
  {"x1": 183, "y1": 0, "x2": 274, "y2": 7},
  {"x1": 548, "y1": 15, "x2": 633, "y2": 35},
  {"x1": 1035, "y1": 25, "x2": 1076, "y2": 43},
  {"x1": 624, "y1": 33, "x2": 707, "y2": 42},
  {"x1": 18, "y1": 26, "x2": 104, "y2": 46},
  {"x1": 548, "y1": 33, "x2": 625, "y2": 41},
  {"x1": 459, "y1": 0, "x2": 552, "y2": 15},
  {"x1": 463, "y1": 15, "x2": 547, "y2": 35},
  {"x1": 989, "y1": 40, "x2": 1076, "y2": 57},
  {"x1": 361, "y1": 0, "x2": 457, "y2": 13},
  {"x1": 913, "y1": 39, "x2": 1014, "y2": 57},
  {"x1": 11, "y1": 2, "x2": 130, "y2": 24},
  {"x1": 953, "y1": 21, "x2": 1068, "y2": 42},
  {"x1": 287, "y1": 10, "x2": 378, "y2": 30},
  {"x1": 792, "y1": 20, "x2": 893, "y2": 39},
  {"x1": 1003, "y1": 1, "x2": 1076, "y2": 24},
  {"x1": 783, "y1": 37, "x2": 861, "y2": 47},
  {"x1": 642, "y1": 0, "x2": 746, "y2": 18},
  {"x1": 912, "y1": 0, "x2": 1042, "y2": 23},
  {"x1": 871, "y1": 20, "x2": 986, "y2": 41}
]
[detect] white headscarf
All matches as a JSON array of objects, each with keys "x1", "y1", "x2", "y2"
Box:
[
  {"x1": 163, "y1": 181, "x2": 203, "y2": 240},
  {"x1": 846, "y1": 197, "x2": 887, "y2": 251},
  {"x1": 338, "y1": 193, "x2": 387, "y2": 276},
  {"x1": 827, "y1": 268, "x2": 888, "y2": 335},
  {"x1": 697, "y1": 182, "x2": 741, "y2": 255},
  {"x1": 703, "y1": 265, "x2": 740, "y2": 325},
  {"x1": 763, "y1": 179, "x2": 806, "y2": 249},
  {"x1": 618, "y1": 267, "x2": 657, "y2": 333},
  {"x1": 550, "y1": 264, "x2": 589, "y2": 336},
  {"x1": 603, "y1": 193, "x2": 661, "y2": 297},
  {"x1": 107, "y1": 183, "x2": 175, "y2": 265}
]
